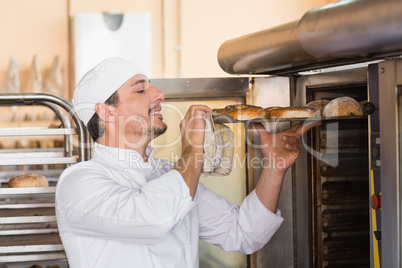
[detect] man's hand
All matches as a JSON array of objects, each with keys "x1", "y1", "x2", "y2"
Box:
[
  {"x1": 179, "y1": 105, "x2": 212, "y2": 155},
  {"x1": 252, "y1": 120, "x2": 321, "y2": 213},
  {"x1": 173, "y1": 105, "x2": 212, "y2": 198},
  {"x1": 253, "y1": 120, "x2": 321, "y2": 175}
]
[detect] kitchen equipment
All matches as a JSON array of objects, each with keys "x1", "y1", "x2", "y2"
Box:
[
  {"x1": 0, "y1": 94, "x2": 87, "y2": 267},
  {"x1": 215, "y1": 0, "x2": 402, "y2": 267}
]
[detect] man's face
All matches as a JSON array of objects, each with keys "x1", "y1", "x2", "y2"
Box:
[{"x1": 111, "y1": 74, "x2": 167, "y2": 146}]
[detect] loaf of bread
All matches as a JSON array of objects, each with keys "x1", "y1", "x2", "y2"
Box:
[
  {"x1": 265, "y1": 106, "x2": 317, "y2": 119},
  {"x1": 213, "y1": 104, "x2": 265, "y2": 120},
  {"x1": 323, "y1": 96, "x2": 363, "y2": 117},
  {"x1": 8, "y1": 173, "x2": 49, "y2": 188},
  {"x1": 306, "y1": 100, "x2": 330, "y2": 117},
  {"x1": 213, "y1": 104, "x2": 318, "y2": 120}
]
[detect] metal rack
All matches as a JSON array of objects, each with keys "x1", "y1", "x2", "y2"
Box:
[{"x1": 0, "y1": 93, "x2": 88, "y2": 267}]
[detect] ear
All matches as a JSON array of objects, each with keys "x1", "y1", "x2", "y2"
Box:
[{"x1": 95, "y1": 103, "x2": 116, "y2": 123}]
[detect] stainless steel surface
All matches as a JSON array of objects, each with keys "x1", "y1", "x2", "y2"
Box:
[
  {"x1": 0, "y1": 245, "x2": 64, "y2": 253},
  {"x1": 298, "y1": 0, "x2": 402, "y2": 58},
  {"x1": 0, "y1": 93, "x2": 89, "y2": 266},
  {"x1": 0, "y1": 148, "x2": 75, "y2": 166},
  {"x1": 0, "y1": 187, "x2": 56, "y2": 195},
  {"x1": 0, "y1": 127, "x2": 76, "y2": 136},
  {"x1": 0, "y1": 186, "x2": 64, "y2": 263},
  {"x1": 0, "y1": 156, "x2": 76, "y2": 166},
  {"x1": 151, "y1": 77, "x2": 250, "y2": 99},
  {"x1": 367, "y1": 63, "x2": 380, "y2": 268},
  {"x1": 0, "y1": 93, "x2": 88, "y2": 161},
  {"x1": 378, "y1": 59, "x2": 401, "y2": 268},
  {"x1": 0, "y1": 228, "x2": 58, "y2": 235},
  {"x1": 0, "y1": 216, "x2": 57, "y2": 224},
  {"x1": 218, "y1": 21, "x2": 309, "y2": 75},
  {"x1": 246, "y1": 77, "x2": 294, "y2": 268},
  {"x1": 0, "y1": 253, "x2": 67, "y2": 263},
  {"x1": 218, "y1": 0, "x2": 402, "y2": 75}
]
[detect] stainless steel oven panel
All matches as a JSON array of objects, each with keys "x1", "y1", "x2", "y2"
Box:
[
  {"x1": 378, "y1": 59, "x2": 402, "y2": 268},
  {"x1": 247, "y1": 77, "x2": 294, "y2": 268},
  {"x1": 151, "y1": 77, "x2": 250, "y2": 99}
]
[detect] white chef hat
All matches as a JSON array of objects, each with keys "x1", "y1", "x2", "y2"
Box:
[{"x1": 72, "y1": 58, "x2": 141, "y2": 126}]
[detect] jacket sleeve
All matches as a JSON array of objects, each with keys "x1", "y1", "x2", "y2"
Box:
[
  {"x1": 197, "y1": 184, "x2": 283, "y2": 254},
  {"x1": 55, "y1": 163, "x2": 196, "y2": 245}
]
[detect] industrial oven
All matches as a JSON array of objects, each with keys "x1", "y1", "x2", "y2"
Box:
[
  {"x1": 1, "y1": 0, "x2": 402, "y2": 267},
  {"x1": 215, "y1": 0, "x2": 402, "y2": 267}
]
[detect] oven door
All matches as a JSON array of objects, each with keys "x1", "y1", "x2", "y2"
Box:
[{"x1": 291, "y1": 66, "x2": 371, "y2": 268}]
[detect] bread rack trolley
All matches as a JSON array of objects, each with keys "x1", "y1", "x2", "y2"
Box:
[{"x1": 0, "y1": 93, "x2": 89, "y2": 268}]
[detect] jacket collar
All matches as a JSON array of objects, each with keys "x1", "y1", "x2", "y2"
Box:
[{"x1": 92, "y1": 143, "x2": 156, "y2": 168}]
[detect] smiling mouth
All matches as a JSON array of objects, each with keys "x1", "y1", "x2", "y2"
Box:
[
  {"x1": 150, "y1": 110, "x2": 161, "y2": 116},
  {"x1": 149, "y1": 105, "x2": 162, "y2": 117}
]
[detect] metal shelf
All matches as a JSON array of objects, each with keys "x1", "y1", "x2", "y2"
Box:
[
  {"x1": 0, "y1": 157, "x2": 76, "y2": 166},
  {"x1": 0, "y1": 150, "x2": 76, "y2": 165},
  {"x1": 0, "y1": 252, "x2": 67, "y2": 263},
  {"x1": 0, "y1": 187, "x2": 63, "y2": 263},
  {"x1": 0, "y1": 93, "x2": 88, "y2": 266},
  {"x1": 0, "y1": 127, "x2": 77, "y2": 136},
  {"x1": 0, "y1": 186, "x2": 56, "y2": 195}
]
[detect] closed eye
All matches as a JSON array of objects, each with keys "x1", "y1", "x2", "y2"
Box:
[{"x1": 132, "y1": 79, "x2": 149, "y2": 93}]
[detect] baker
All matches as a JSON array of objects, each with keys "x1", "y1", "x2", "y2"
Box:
[{"x1": 55, "y1": 58, "x2": 318, "y2": 268}]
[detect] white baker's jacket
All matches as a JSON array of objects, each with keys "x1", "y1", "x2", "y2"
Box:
[{"x1": 55, "y1": 144, "x2": 283, "y2": 268}]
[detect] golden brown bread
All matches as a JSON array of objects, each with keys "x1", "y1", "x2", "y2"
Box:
[
  {"x1": 323, "y1": 96, "x2": 363, "y2": 117},
  {"x1": 213, "y1": 104, "x2": 318, "y2": 120},
  {"x1": 306, "y1": 100, "x2": 330, "y2": 117},
  {"x1": 265, "y1": 106, "x2": 317, "y2": 119},
  {"x1": 213, "y1": 104, "x2": 265, "y2": 120},
  {"x1": 8, "y1": 173, "x2": 49, "y2": 188}
]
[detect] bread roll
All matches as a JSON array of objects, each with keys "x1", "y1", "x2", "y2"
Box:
[
  {"x1": 323, "y1": 96, "x2": 363, "y2": 118},
  {"x1": 213, "y1": 104, "x2": 265, "y2": 120},
  {"x1": 306, "y1": 100, "x2": 330, "y2": 117},
  {"x1": 265, "y1": 106, "x2": 317, "y2": 119},
  {"x1": 8, "y1": 173, "x2": 49, "y2": 188}
]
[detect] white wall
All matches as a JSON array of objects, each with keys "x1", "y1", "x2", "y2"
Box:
[
  {"x1": 179, "y1": 0, "x2": 334, "y2": 78},
  {"x1": 0, "y1": 0, "x2": 335, "y2": 98}
]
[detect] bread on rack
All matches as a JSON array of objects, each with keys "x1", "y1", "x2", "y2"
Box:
[
  {"x1": 8, "y1": 173, "x2": 49, "y2": 188},
  {"x1": 265, "y1": 106, "x2": 318, "y2": 119},
  {"x1": 213, "y1": 104, "x2": 318, "y2": 120},
  {"x1": 212, "y1": 104, "x2": 265, "y2": 120},
  {"x1": 323, "y1": 96, "x2": 363, "y2": 117},
  {"x1": 306, "y1": 100, "x2": 330, "y2": 117}
]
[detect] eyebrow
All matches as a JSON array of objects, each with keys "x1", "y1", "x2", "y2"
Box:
[{"x1": 130, "y1": 79, "x2": 149, "y2": 87}]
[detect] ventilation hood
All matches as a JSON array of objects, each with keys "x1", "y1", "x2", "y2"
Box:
[{"x1": 217, "y1": 0, "x2": 402, "y2": 75}]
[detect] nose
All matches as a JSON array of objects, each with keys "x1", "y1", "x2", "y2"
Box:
[{"x1": 151, "y1": 85, "x2": 165, "y2": 103}]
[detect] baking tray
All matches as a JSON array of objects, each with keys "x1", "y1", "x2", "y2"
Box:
[{"x1": 212, "y1": 115, "x2": 368, "y2": 124}]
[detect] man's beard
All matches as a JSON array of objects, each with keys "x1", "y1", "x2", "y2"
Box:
[
  {"x1": 148, "y1": 123, "x2": 168, "y2": 139},
  {"x1": 125, "y1": 114, "x2": 167, "y2": 143}
]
